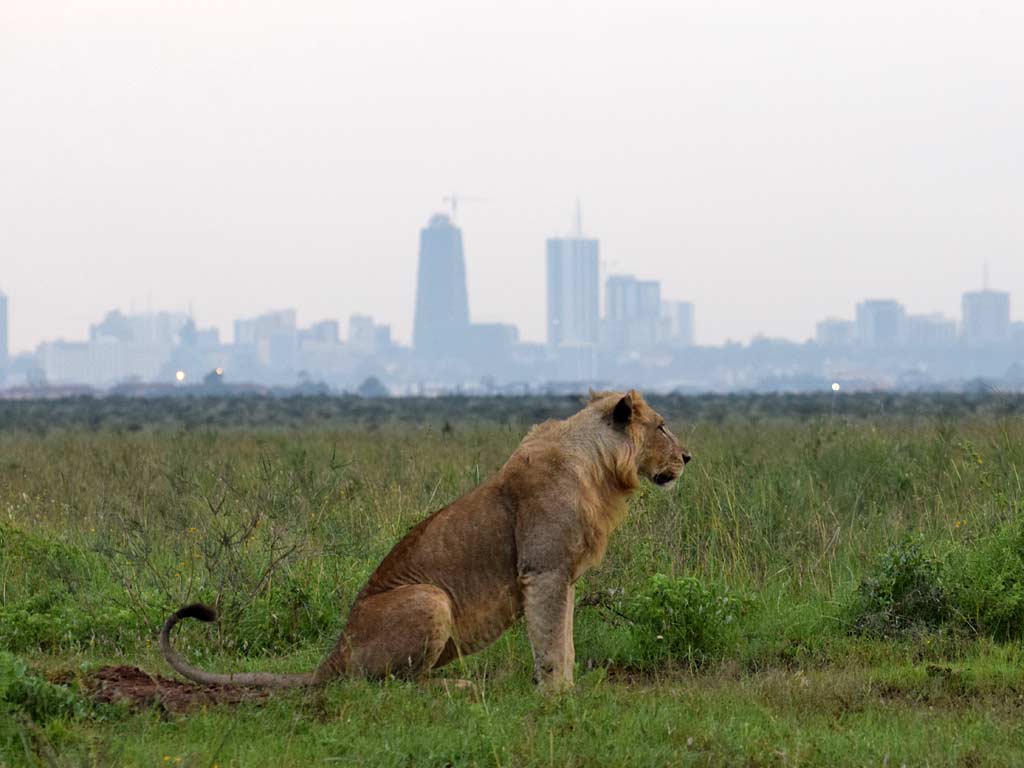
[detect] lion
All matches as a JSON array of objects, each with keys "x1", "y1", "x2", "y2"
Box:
[{"x1": 161, "y1": 389, "x2": 691, "y2": 693}]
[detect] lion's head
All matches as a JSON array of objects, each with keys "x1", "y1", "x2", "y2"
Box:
[{"x1": 588, "y1": 389, "x2": 691, "y2": 489}]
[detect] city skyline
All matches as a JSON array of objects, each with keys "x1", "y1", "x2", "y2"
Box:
[
  {"x1": 2, "y1": 206, "x2": 1021, "y2": 395},
  {"x1": 2, "y1": 205, "x2": 1017, "y2": 357},
  {"x1": 2, "y1": 211, "x2": 1020, "y2": 356}
]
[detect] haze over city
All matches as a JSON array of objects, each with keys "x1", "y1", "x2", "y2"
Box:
[{"x1": 4, "y1": 0, "x2": 1023, "y2": 356}]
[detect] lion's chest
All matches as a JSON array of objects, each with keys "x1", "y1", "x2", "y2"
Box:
[{"x1": 575, "y1": 490, "x2": 629, "y2": 577}]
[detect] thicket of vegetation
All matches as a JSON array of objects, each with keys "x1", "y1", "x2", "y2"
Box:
[
  {"x1": 3, "y1": 396, "x2": 1024, "y2": 765},
  {"x1": 2, "y1": 390, "x2": 1023, "y2": 433}
]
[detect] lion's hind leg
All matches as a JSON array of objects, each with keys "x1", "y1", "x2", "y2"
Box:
[{"x1": 342, "y1": 584, "x2": 455, "y2": 680}]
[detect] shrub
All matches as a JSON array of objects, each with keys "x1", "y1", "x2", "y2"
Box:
[
  {"x1": 0, "y1": 653, "x2": 87, "y2": 723},
  {"x1": 946, "y1": 519, "x2": 1024, "y2": 641},
  {"x1": 0, "y1": 524, "x2": 153, "y2": 653},
  {"x1": 619, "y1": 574, "x2": 749, "y2": 667},
  {"x1": 848, "y1": 538, "x2": 949, "y2": 638},
  {"x1": 0, "y1": 523, "x2": 96, "y2": 600},
  {"x1": 0, "y1": 652, "x2": 89, "y2": 756},
  {"x1": 0, "y1": 595, "x2": 147, "y2": 654}
]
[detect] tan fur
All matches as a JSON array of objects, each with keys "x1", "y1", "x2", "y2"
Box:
[{"x1": 161, "y1": 390, "x2": 691, "y2": 693}]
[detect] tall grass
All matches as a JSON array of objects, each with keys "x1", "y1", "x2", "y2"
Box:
[{"x1": 2, "y1": 414, "x2": 1022, "y2": 666}]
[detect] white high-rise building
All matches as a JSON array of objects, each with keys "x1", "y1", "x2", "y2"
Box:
[
  {"x1": 603, "y1": 274, "x2": 663, "y2": 349},
  {"x1": 606, "y1": 275, "x2": 661, "y2": 323},
  {"x1": 348, "y1": 314, "x2": 392, "y2": 355},
  {"x1": 962, "y1": 290, "x2": 1010, "y2": 347},
  {"x1": 662, "y1": 301, "x2": 695, "y2": 347},
  {"x1": 546, "y1": 236, "x2": 599, "y2": 347},
  {"x1": 856, "y1": 299, "x2": 906, "y2": 348}
]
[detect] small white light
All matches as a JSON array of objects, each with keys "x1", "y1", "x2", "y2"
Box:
[
  {"x1": 831, "y1": 382, "x2": 840, "y2": 392},
  {"x1": 215, "y1": 367, "x2": 224, "y2": 376},
  {"x1": 175, "y1": 370, "x2": 186, "y2": 382}
]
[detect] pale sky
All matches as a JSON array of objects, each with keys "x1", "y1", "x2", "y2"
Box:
[{"x1": 3, "y1": 0, "x2": 1022, "y2": 353}]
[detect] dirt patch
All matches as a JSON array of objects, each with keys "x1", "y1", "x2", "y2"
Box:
[{"x1": 81, "y1": 666, "x2": 268, "y2": 713}]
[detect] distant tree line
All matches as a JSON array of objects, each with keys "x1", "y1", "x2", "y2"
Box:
[{"x1": 1, "y1": 391, "x2": 1022, "y2": 433}]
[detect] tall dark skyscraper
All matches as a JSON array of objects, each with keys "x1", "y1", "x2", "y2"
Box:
[{"x1": 413, "y1": 213, "x2": 470, "y2": 357}]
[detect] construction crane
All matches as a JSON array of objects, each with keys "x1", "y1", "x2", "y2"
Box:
[{"x1": 442, "y1": 193, "x2": 488, "y2": 222}]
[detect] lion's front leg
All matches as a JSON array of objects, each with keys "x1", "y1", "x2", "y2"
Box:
[
  {"x1": 562, "y1": 583, "x2": 575, "y2": 685},
  {"x1": 521, "y1": 570, "x2": 574, "y2": 693}
]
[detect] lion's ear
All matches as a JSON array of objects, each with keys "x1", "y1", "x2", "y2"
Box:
[{"x1": 612, "y1": 394, "x2": 633, "y2": 426}]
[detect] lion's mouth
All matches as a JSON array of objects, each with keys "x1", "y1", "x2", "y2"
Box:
[{"x1": 652, "y1": 471, "x2": 678, "y2": 487}]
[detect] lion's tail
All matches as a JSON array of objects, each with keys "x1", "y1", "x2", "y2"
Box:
[{"x1": 160, "y1": 604, "x2": 316, "y2": 688}]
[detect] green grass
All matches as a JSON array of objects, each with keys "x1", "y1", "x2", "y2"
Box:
[{"x1": 3, "y1": 407, "x2": 1024, "y2": 766}]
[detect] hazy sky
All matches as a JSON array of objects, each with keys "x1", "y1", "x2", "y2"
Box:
[{"x1": 3, "y1": 0, "x2": 1022, "y2": 353}]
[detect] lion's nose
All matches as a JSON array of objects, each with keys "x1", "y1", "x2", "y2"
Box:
[{"x1": 681, "y1": 449, "x2": 692, "y2": 465}]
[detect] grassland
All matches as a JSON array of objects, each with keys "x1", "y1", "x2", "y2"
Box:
[{"x1": 3, "y1": 396, "x2": 1024, "y2": 766}]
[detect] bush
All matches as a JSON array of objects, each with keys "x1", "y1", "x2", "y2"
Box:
[
  {"x1": 0, "y1": 653, "x2": 86, "y2": 723},
  {"x1": 946, "y1": 519, "x2": 1024, "y2": 641},
  {"x1": 0, "y1": 524, "x2": 153, "y2": 653},
  {"x1": 849, "y1": 538, "x2": 949, "y2": 638},
  {"x1": 0, "y1": 594, "x2": 147, "y2": 654},
  {"x1": 0, "y1": 652, "x2": 89, "y2": 756},
  {"x1": 619, "y1": 574, "x2": 749, "y2": 667},
  {"x1": 849, "y1": 525, "x2": 1024, "y2": 642},
  {"x1": 0, "y1": 523, "x2": 96, "y2": 600}
]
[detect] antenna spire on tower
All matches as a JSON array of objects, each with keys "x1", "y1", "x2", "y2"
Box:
[{"x1": 441, "y1": 193, "x2": 488, "y2": 223}]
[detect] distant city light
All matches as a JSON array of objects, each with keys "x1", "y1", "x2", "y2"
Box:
[
  {"x1": 832, "y1": 382, "x2": 841, "y2": 392},
  {"x1": 175, "y1": 370, "x2": 186, "y2": 382}
]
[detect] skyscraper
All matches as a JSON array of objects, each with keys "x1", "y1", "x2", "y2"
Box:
[
  {"x1": 662, "y1": 300, "x2": 696, "y2": 347},
  {"x1": 546, "y1": 237, "x2": 599, "y2": 346},
  {"x1": 605, "y1": 276, "x2": 661, "y2": 323},
  {"x1": 413, "y1": 213, "x2": 470, "y2": 357},
  {"x1": 349, "y1": 314, "x2": 392, "y2": 355},
  {"x1": 603, "y1": 275, "x2": 662, "y2": 350},
  {"x1": 856, "y1": 299, "x2": 906, "y2": 348},
  {"x1": 962, "y1": 290, "x2": 1010, "y2": 346}
]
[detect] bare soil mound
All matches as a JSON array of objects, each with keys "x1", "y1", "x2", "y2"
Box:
[{"x1": 82, "y1": 666, "x2": 268, "y2": 713}]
